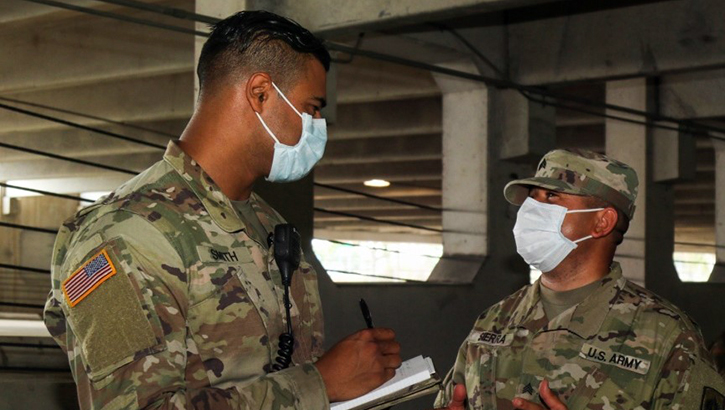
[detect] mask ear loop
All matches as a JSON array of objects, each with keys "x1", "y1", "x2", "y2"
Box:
[
  {"x1": 254, "y1": 81, "x2": 304, "y2": 144},
  {"x1": 255, "y1": 112, "x2": 281, "y2": 144},
  {"x1": 271, "y1": 82, "x2": 303, "y2": 118},
  {"x1": 572, "y1": 235, "x2": 593, "y2": 244},
  {"x1": 565, "y1": 208, "x2": 605, "y2": 214},
  {"x1": 565, "y1": 207, "x2": 605, "y2": 244}
]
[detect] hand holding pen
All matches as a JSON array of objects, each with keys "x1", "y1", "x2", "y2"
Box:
[{"x1": 313, "y1": 298, "x2": 402, "y2": 401}]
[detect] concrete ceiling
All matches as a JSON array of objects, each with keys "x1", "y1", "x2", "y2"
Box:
[{"x1": 0, "y1": 0, "x2": 719, "y2": 251}]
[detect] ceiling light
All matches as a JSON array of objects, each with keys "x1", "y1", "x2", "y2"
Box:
[{"x1": 364, "y1": 179, "x2": 390, "y2": 188}]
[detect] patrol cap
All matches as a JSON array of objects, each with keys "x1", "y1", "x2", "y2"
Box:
[{"x1": 503, "y1": 148, "x2": 639, "y2": 220}]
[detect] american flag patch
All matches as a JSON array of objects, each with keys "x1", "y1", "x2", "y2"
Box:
[{"x1": 62, "y1": 249, "x2": 117, "y2": 307}]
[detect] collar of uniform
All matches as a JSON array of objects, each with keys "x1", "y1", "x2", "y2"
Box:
[
  {"x1": 163, "y1": 140, "x2": 246, "y2": 233},
  {"x1": 512, "y1": 262, "x2": 626, "y2": 337},
  {"x1": 565, "y1": 262, "x2": 626, "y2": 338},
  {"x1": 539, "y1": 263, "x2": 626, "y2": 339},
  {"x1": 247, "y1": 192, "x2": 280, "y2": 236}
]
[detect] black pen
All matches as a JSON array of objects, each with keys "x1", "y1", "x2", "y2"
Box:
[{"x1": 359, "y1": 298, "x2": 374, "y2": 328}]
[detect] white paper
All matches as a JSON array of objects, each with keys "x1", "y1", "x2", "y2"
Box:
[{"x1": 330, "y1": 355, "x2": 436, "y2": 410}]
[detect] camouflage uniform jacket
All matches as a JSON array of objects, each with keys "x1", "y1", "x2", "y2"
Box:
[
  {"x1": 435, "y1": 263, "x2": 725, "y2": 409},
  {"x1": 44, "y1": 141, "x2": 328, "y2": 410}
]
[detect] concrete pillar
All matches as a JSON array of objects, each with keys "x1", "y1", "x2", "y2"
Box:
[
  {"x1": 498, "y1": 89, "x2": 556, "y2": 162},
  {"x1": 710, "y1": 139, "x2": 725, "y2": 282},
  {"x1": 652, "y1": 125, "x2": 696, "y2": 183},
  {"x1": 428, "y1": 62, "x2": 488, "y2": 283},
  {"x1": 605, "y1": 78, "x2": 648, "y2": 285}
]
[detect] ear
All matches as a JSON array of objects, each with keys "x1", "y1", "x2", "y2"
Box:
[
  {"x1": 591, "y1": 207, "x2": 618, "y2": 239},
  {"x1": 245, "y1": 72, "x2": 273, "y2": 114}
]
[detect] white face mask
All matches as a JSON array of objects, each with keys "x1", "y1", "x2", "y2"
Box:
[
  {"x1": 513, "y1": 197, "x2": 604, "y2": 273},
  {"x1": 255, "y1": 82, "x2": 327, "y2": 183}
]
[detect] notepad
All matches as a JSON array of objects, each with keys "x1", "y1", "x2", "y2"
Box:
[{"x1": 330, "y1": 355, "x2": 441, "y2": 410}]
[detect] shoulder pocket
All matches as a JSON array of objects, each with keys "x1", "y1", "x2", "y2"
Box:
[{"x1": 62, "y1": 237, "x2": 166, "y2": 381}]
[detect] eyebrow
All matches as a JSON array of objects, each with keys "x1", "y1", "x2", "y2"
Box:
[{"x1": 312, "y1": 96, "x2": 327, "y2": 109}]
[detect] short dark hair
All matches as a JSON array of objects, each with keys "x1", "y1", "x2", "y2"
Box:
[{"x1": 197, "y1": 10, "x2": 330, "y2": 94}]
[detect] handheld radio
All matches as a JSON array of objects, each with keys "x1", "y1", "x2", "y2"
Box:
[{"x1": 271, "y1": 224, "x2": 301, "y2": 371}]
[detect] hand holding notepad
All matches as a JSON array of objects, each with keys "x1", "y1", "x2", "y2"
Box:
[{"x1": 330, "y1": 355, "x2": 441, "y2": 410}]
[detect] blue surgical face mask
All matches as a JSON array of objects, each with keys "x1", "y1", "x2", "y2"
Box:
[{"x1": 255, "y1": 82, "x2": 327, "y2": 183}]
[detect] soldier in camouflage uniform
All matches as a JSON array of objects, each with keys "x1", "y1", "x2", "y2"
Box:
[
  {"x1": 435, "y1": 149, "x2": 725, "y2": 410},
  {"x1": 44, "y1": 11, "x2": 401, "y2": 410}
]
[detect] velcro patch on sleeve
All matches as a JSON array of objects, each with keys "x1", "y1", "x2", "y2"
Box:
[
  {"x1": 64, "y1": 239, "x2": 163, "y2": 381},
  {"x1": 62, "y1": 249, "x2": 117, "y2": 307}
]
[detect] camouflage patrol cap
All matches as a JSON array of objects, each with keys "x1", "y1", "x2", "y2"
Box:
[{"x1": 504, "y1": 149, "x2": 639, "y2": 220}]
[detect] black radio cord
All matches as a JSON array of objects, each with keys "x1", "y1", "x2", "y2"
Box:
[{"x1": 272, "y1": 283, "x2": 295, "y2": 371}]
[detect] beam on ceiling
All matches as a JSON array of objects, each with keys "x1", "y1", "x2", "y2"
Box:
[
  {"x1": 315, "y1": 160, "x2": 441, "y2": 184},
  {"x1": 660, "y1": 68, "x2": 725, "y2": 119},
  {"x1": 330, "y1": 97, "x2": 441, "y2": 140},
  {"x1": 314, "y1": 182, "x2": 442, "y2": 200},
  {"x1": 673, "y1": 217, "x2": 715, "y2": 228},
  {"x1": 315, "y1": 195, "x2": 441, "y2": 211},
  {"x1": 314, "y1": 218, "x2": 442, "y2": 231},
  {"x1": 509, "y1": 0, "x2": 725, "y2": 85},
  {"x1": 674, "y1": 182, "x2": 716, "y2": 192},
  {"x1": 320, "y1": 133, "x2": 441, "y2": 165},
  {"x1": 0, "y1": 0, "x2": 194, "y2": 94},
  {"x1": 0, "y1": 151, "x2": 159, "y2": 180},
  {"x1": 675, "y1": 204, "x2": 715, "y2": 216},
  {"x1": 313, "y1": 229, "x2": 441, "y2": 244},
  {"x1": 0, "y1": 119, "x2": 180, "y2": 160},
  {"x1": 0, "y1": 73, "x2": 194, "y2": 134},
  {"x1": 314, "y1": 211, "x2": 441, "y2": 223},
  {"x1": 336, "y1": 58, "x2": 440, "y2": 104},
  {"x1": 2, "y1": 176, "x2": 131, "y2": 195},
  {"x1": 258, "y1": 0, "x2": 557, "y2": 36},
  {"x1": 555, "y1": 111, "x2": 605, "y2": 127},
  {"x1": 0, "y1": 0, "x2": 96, "y2": 25}
]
